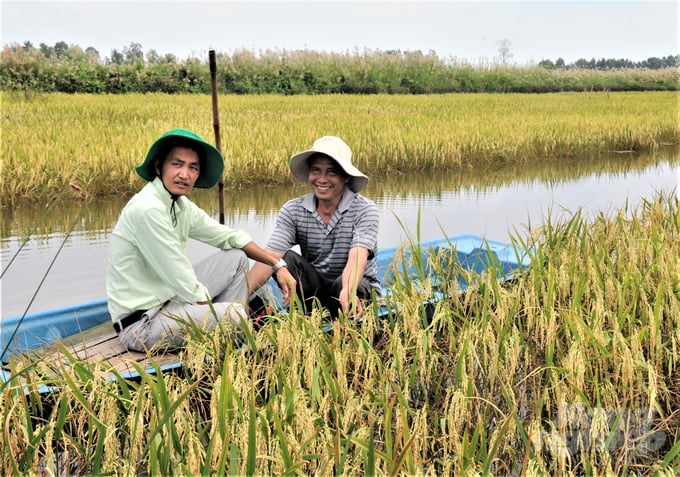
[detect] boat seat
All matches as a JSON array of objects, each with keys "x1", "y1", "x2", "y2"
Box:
[{"x1": 3, "y1": 321, "x2": 180, "y2": 382}]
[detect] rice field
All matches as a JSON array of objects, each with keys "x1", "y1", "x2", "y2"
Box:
[
  {"x1": 1, "y1": 90, "x2": 678, "y2": 474},
  {"x1": 1, "y1": 191, "x2": 679, "y2": 475},
  {"x1": 1, "y1": 91, "x2": 677, "y2": 206}
]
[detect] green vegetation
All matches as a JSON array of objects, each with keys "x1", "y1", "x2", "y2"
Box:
[
  {"x1": 2, "y1": 91, "x2": 677, "y2": 206},
  {"x1": 2, "y1": 192, "x2": 678, "y2": 474},
  {"x1": 2, "y1": 44, "x2": 678, "y2": 94}
]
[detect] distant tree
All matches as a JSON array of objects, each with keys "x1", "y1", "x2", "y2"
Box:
[
  {"x1": 538, "y1": 59, "x2": 555, "y2": 69},
  {"x1": 22, "y1": 41, "x2": 34, "y2": 51},
  {"x1": 163, "y1": 53, "x2": 178, "y2": 64},
  {"x1": 85, "y1": 47, "x2": 100, "y2": 61},
  {"x1": 573, "y1": 58, "x2": 597, "y2": 69},
  {"x1": 109, "y1": 48, "x2": 125, "y2": 65},
  {"x1": 495, "y1": 39, "x2": 513, "y2": 65},
  {"x1": 146, "y1": 48, "x2": 160, "y2": 64},
  {"x1": 664, "y1": 55, "x2": 679, "y2": 67},
  {"x1": 555, "y1": 57, "x2": 565, "y2": 68},
  {"x1": 64, "y1": 45, "x2": 87, "y2": 61},
  {"x1": 54, "y1": 41, "x2": 69, "y2": 58},
  {"x1": 645, "y1": 57, "x2": 664, "y2": 69},
  {"x1": 606, "y1": 58, "x2": 631, "y2": 69},
  {"x1": 124, "y1": 42, "x2": 144, "y2": 64},
  {"x1": 39, "y1": 42, "x2": 55, "y2": 59}
]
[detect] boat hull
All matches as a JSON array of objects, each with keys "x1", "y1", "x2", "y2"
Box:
[{"x1": 2, "y1": 234, "x2": 530, "y2": 359}]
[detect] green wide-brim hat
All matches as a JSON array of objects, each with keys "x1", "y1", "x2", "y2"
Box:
[{"x1": 136, "y1": 128, "x2": 224, "y2": 189}]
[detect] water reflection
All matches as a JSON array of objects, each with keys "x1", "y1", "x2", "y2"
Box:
[{"x1": 2, "y1": 149, "x2": 678, "y2": 318}]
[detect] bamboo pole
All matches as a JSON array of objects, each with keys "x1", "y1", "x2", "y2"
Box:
[{"x1": 209, "y1": 49, "x2": 225, "y2": 224}]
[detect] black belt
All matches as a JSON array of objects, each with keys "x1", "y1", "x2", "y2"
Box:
[{"x1": 113, "y1": 309, "x2": 145, "y2": 333}]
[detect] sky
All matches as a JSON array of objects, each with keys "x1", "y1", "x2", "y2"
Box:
[{"x1": 1, "y1": 0, "x2": 678, "y2": 65}]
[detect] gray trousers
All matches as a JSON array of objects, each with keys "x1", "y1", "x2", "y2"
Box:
[{"x1": 118, "y1": 249, "x2": 249, "y2": 352}]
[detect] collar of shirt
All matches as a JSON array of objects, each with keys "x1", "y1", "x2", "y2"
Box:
[
  {"x1": 149, "y1": 177, "x2": 186, "y2": 215},
  {"x1": 301, "y1": 188, "x2": 357, "y2": 213}
]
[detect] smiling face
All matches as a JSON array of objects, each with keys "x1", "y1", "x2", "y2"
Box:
[
  {"x1": 308, "y1": 154, "x2": 350, "y2": 204},
  {"x1": 157, "y1": 146, "x2": 201, "y2": 196}
]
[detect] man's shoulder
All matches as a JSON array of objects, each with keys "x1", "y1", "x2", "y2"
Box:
[
  {"x1": 127, "y1": 188, "x2": 162, "y2": 210},
  {"x1": 283, "y1": 195, "x2": 306, "y2": 205},
  {"x1": 122, "y1": 186, "x2": 173, "y2": 219},
  {"x1": 354, "y1": 193, "x2": 376, "y2": 204},
  {"x1": 281, "y1": 194, "x2": 313, "y2": 210},
  {"x1": 352, "y1": 193, "x2": 378, "y2": 210}
]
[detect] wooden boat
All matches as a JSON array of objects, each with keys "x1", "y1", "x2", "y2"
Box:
[{"x1": 1, "y1": 234, "x2": 530, "y2": 388}]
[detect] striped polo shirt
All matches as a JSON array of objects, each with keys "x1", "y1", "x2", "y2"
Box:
[{"x1": 267, "y1": 188, "x2": 380, "y2": 290}]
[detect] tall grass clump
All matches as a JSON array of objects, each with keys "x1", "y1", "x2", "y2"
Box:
[
  {"x1": 2, "y1": 91, "x2": 677, "y2": 205},
  {"x1": 1, "y1": 190, "x2": 678, "y2": 474}
]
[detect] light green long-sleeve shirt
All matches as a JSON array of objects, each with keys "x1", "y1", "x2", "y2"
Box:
[{"x1": 106, "y1": 178, "x2": 251, "y2": 322}]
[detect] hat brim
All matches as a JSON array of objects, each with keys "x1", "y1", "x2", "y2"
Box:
[
  {"x1": 137, "y1": 130, "x2": 224, "y2": 189},
  {"x1": 289, "y1": 150, "x2": 368, "y2": 193}
]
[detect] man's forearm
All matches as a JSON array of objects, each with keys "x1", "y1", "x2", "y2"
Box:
[
  {"x1": 341, "y1": 247, "x2": 368, "y2": 295},
  {"x1": 242, "y1": 242, "x2": 281, "y2": 266},
  {"x1": 247, "y1": 261, "x2": 275, "y2": 295}
]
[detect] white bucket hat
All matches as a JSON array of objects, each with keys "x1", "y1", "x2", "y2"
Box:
[{"x1": 289, "y1": 136, "x2": 368, "y2": 193}]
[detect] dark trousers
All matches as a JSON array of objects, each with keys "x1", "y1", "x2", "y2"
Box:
[{"x1": 282, "y1": 250, "x2": 374, "y2": 318}]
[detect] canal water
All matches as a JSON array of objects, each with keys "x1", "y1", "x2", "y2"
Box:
[{"x1": 2, "y1": 149, "x2": 678, "y2": 318}]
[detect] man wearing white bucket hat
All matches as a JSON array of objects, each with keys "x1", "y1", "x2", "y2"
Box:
[
  {"x1": 107, "y1": 128, "x2": 296, "y2": 352},
  {"x1": 248, "y1": 136, "x2": 380, "y2": 319}
]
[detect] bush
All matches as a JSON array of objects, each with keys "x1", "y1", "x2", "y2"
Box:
[{"x1": 1, "y1": 44, "x2": 678, "y2": 95}]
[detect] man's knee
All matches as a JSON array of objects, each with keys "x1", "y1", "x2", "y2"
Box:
[
  {"x1": 329, "y1": 276, "x2": 343, "y2": 297},
  {"x1": 283, "y1": 249, "x2": 302, "y2": 268},
  {"x1": 227, "y1": 248, "x2": 249, "y2": 267},
  {"x1": 213, "y1": 249, "x2": 249, "y2": 275}
]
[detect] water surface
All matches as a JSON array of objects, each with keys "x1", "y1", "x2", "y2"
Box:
[{"x1": 2, "y1": 150, "x2": 678, "y2": 318}]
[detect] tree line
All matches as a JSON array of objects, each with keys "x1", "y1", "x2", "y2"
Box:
[{"x1": 1, "y1": 41, "x2": 678, "y2": 95}]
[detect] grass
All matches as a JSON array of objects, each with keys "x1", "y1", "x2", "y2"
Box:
[
  {"x1": 1, "y1": 190, "x2": 679, "y2": 475},
  {"x1": 1, "y1": 91, "x2": 678, "y2": 205}
]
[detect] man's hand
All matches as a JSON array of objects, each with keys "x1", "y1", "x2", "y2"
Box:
[
  {"x1": 339, "y1": 247, "x2": 369, "y2": 319},
  {"x1": 274, "y1": 267, "x2": 297, "y2": 305},
  {"x1": 339, "y1": 287, "x2": 363, "y2": 318}
]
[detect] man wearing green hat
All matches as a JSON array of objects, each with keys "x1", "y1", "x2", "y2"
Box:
[{"x1": 106, "y1": 128, "x2": 296, "y2": 352}]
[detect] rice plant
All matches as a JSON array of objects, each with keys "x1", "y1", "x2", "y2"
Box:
[{"x1": 1, "y1": 190, "x2": 678, "y2": 475}]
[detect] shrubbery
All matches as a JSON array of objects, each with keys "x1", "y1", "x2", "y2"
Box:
[{"x1": 1, "y1": 43, "x2": 678, "y2": 94}]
